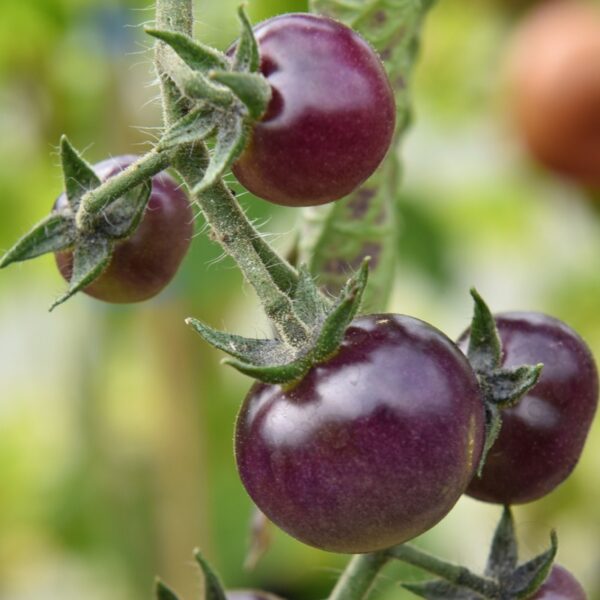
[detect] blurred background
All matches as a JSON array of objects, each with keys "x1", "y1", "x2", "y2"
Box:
[{"x1": 1, "y1": 0, "x2": 599, "y2": 598}]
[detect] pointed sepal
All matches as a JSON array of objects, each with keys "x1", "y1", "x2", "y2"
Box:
[
  {"x1": 506, "y1": 531, "x2": 558, "y2": 599},
  {"x1": 209, "y1": 70, "x2": 271, "y2": 119},
  {"x1": 312, "y1": 257, "x2": 369, "y2": 362},
  {"x1": 159, "y1": 105, "x2": 219, "y2": 150},
  {"x1": 183, "y1": 71, "x2": 234, "y2": 106},
  {"x1": 223, "y1": 354, "x2": 312, "y2": 385},
  {"x1": 0, "y1": 211, "x2": 75, "y2": 269},
  {"x1": 155, "y1": 578, "x2": 180, "y2": 600},
  {"x1": 486, "y1": 506, "x2": 518, "y2": 581},
  {"x1": 192, "y1": 116, "x2": 248, "y2": 194},
  {"x1": 194, "y1": 549, "x2": 228, "y2": 600},
  {"x1": 466, "y1": 289, "x2": 545, "y2": 470},
  {"x1": 483, "y1": 364, "x2": 544, "y2": 408},
  {"x1": 477, "y1": 403, "x2": 502, "y2": 476},
  {"x1": 187, "y1": 260, "x2": 368, "y2": 385},
  {"x1": 185, "y1": 318, "x2": 289, "y2": 364},
  {"x1": 401, "y1": 580, "x2": 477, "y2": 599},
  {"x1": 233, "y1": 5, "x2": 260, "y2": 73},
  {"x1": 98, "y1": 179, "x2": 152, "y2": 240},
  {"x1": 467, "y1": 287, "x2": 502, "y2": 372},
  {"x1": 50, "y1": 236, "x2": 113, "y2": 311},
  {"x1": 145, "y1": 29, "x2": 229, "y2": 72},
  {"x1": 291, "y1": 265, "x2": 328, "y2": 328},
  {"x1": 60, "y1": 136, "x2": 101, "y2": 211}
]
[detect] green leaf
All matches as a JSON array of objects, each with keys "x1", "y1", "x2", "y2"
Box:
[
  {"x1": 159, "y1": 105, "x2": 219, "y2": 149},
  {"x1": 155, "y1": 578, "x2": 180, "y2": 600},
  {"x1": 60, "y1": 135, "x2": 101, "y2": 211},
  {"x1": 209, "y1": 70, "x2": 271, "y2": 120},
  {"x1": 145, "y1": 29, "x2": 229, "y2": 72},
  {"x1": 467, "y1": 288, "x2": 502, "y2": 372},
  {"x1": 192, "y1": 116, "x2": 248, "y2": 194},
  {"x1": 486, "y1": 507, "x2": 518, "y2": 581},
  {"x1": 507, "y1": 531, "x2": 557, "y2": 599},
  {"x1": 98, "y1": 179, "x2": 152, "y2": 240},
  {"x1": 401, "y1": 580, "x2": 477, "y2": 599},
  {"x1": 233, "y1": 5, "x2": 260, "y2": 73},
  {"x1": 312, "y1": 258, "x2": 369, "y2": 362},
  {"x1": 185, "y1": 318, "x2": 291, "y2": 364},
  {"x1": 194, "y1": 549, "x2": 228, "y2": 600},
  {"x1": 0, "y1": 211, "x2": 75, "y2": 269},
  {"x1": 50, "y1": 236, "x2": 113, "y2": 311},
  {"x1": 292, "y1": 265, "x2": 329, "y2": 328}
]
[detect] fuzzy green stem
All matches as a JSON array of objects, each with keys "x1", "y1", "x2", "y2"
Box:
[
  {"x1": 388, "y1": 544, "x2": 498, "y2": 597},
  {"x1": 328, "y1": 552, "x2": 389, "y2": 600},
  {"x1": 154, "y1": 0, "x2": 306, "y2": 347},
  {"x1": 76, "y1": 147, "x2": 173, "y2": 232}
]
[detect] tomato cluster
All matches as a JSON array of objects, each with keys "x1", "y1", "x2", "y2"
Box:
[{"x1": 235, "y1": 309, "x2": 597, "y2": 554}]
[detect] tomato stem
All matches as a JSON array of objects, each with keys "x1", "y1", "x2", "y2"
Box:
[
  {"x1": 75, "y1": 147, "x2": 173, "y2": 232},
  {"x1": 327, "y1": 552, "x2": 389, "y2": 600},
  {"x1": 388, "y1": 544, "x2": 499, "y2": 597},
  {"x1": 153, "y1": 0, "x2": 306, "y2": 347}
]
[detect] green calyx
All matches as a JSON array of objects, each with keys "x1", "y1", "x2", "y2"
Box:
[
  {"x1": 466, "y1": 289, "x2": 543, "y2": 474},
  {"x1": 0, "y1": 136, "x2": 152, "y2": 310},
  {"x1": 395, "y1": 507, "x2": 557, "y2": 599},
  {"x1": 148, "y1": 6, "x2": 271, "y2": 194},
  {"x1": 187, "y1": 259, "x2": 370, "y2": 385}
]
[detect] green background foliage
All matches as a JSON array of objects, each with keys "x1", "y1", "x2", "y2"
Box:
[{"x1": 1, "y1": 1, "x2": 599, "y2": 598}]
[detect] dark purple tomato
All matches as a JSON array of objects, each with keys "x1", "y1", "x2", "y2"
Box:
[
  {"x1": 458, "y1": 313, "x2": 598, "y2": 505},
  {"x1": 227, "y1": 591, "x2": 285, "y2": 600},
  {"x1": 231, "y1": 13, "x2": 396, "y2": 207},
  {"x1": 54, "y1": 155, "x2": 193, "y2": 303},
  {"x1": 530, "y1": 564, "x2": 587, "y2": 600},
  {"x1": 235, "y1": 314, "x2": 485, "y2": 553}
]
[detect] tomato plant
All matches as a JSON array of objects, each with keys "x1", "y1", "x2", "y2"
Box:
[
  {"x1": 231, "y1": 13, "x2": 396, "y2": 207},
  {"x1": 235, "y1": 314, "x2": 485, "y2": 553},
  {"x1": 530, "y1": 564, "x2": 586, "y2": 600},
  {"x1": 54, "y1": 155, "x2": 193, "y2": 303},
  {"x1": 458, "y1": 312, "x2": 598, "y2": 504},
  {"x1": 506, "y1": 0, "x2": 600, "y2": 188}
]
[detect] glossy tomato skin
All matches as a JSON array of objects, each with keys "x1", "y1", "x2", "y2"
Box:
[
  {"x1": 54, "y1": 156, "x2": 193, "y2": 303},
  {"x1": 231, "y1": 14, "x2": 396, "y2": 207},
  {"x1": 530, "y1": 565, "x2": 587, "y2": 600},
  {"x1": 506, "y1": 1, "x2": 600, "y2": 188},
  {"x1": 235, "y1": 314, "x2": 485, "y2": 553},
  {"x1": 458, "y1": 313, "x2": 598, "y2": 505}
]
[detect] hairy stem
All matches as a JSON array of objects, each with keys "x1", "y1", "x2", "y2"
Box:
[
  {"x1": 328, "y1": 552, "x2": 389, "y2": 600},
  {"x1": 153, "y1": 0, "x2": 306, "y2": 347},
  {"x1": 75, "y1": 147, "x2": 173, "y2": 231}
]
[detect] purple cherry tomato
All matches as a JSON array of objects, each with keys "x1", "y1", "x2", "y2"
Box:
[
  {"x1": 530, "y1": 564, "x2": 587, "y2": 599},
  {"x1": 232, "y1": 13, "x2": 396, "y2": 207},
  {"x1": 235, "y1": 314, "x2": 485, "y2": 553},
  {"x1": 54, "y1": 155, "x2": 193, "y2": 303},
  {"x1": 458, "y1": 312, "x2": 598, "y2": 504}
]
